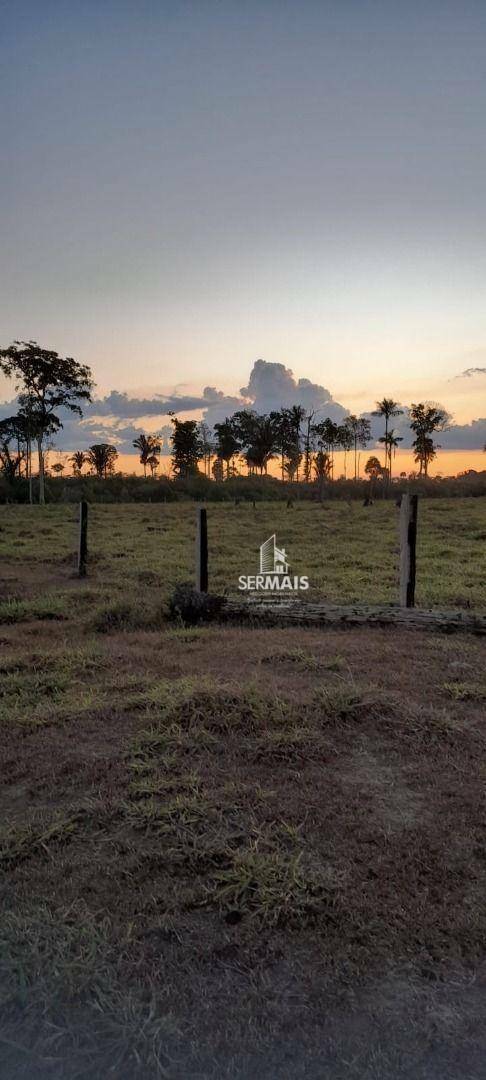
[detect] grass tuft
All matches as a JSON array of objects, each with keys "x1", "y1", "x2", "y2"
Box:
[
  {"x1": 0, "y1": 595, "x2": 68, "y2": 624},
  {"x1": 202, "y1": 846, "x2": 337, "y2": 927}
]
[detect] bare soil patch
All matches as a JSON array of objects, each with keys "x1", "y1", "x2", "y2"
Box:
[{"x1": 1, "y1": 609, "x2": 486, "y2": 1078}]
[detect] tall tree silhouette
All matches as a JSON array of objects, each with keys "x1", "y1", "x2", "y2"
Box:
[
  {"x1": 0, "y1": 341, "x2": 93, "y2": 504},
  {"x1": 133, "y1": 433, "x2": 161, "y2": 477},
  {"x1": 0, "y1": 416, "x2": 29, "y2": 482},
  {"x1": 170, "y1": 417, "x2": 202, "y2": 477},
  {"x1": 70, "y1": 450, "x2": 87, "y2": 476},
  {"x1": 87, "y1": 443, "x2": 118, "y2": 478},
  {"x1": 378, "y1": 428, "x2": 403, "y2": 482},
  {"x1": 214, "y1": 419, "x2": 241, "y2": 478},
  {"x1": 373, "y1": 398, "x2": 403, "y2": 483},
  {"x1": 344, "y1": 415, "x2": 372, "y2": 480},
  {"x1": 409, "y1": 403, "x2": 448, "y2": 476},
  {"x1": 312, "y1": 418, "x2": 341, "y2": 481}
]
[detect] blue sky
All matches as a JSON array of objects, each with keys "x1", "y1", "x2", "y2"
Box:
[{"x1": 1, "y1": 0, "x2": 486, "y2": 445}]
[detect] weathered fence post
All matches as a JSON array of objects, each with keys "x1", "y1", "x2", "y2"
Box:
[
  {"x1": 78, "y1": 500, "x2": 88, "y2": 577},
  {"x1": 195, "y1": 507, "x2": 208, "y2": 593},
  {"x1": 399, "y1": 494, "x2": 418, "y2": 607}
]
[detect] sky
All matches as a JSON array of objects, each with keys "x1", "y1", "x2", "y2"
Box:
[{"x1": 1, "y1": 0, "x2": 485, "y2": 465}]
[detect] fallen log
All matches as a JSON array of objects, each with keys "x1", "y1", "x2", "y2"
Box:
[{"x1": 218, "y1": 596, "x2": 486, "y2": 635}]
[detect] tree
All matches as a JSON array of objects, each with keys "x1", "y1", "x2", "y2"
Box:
[
  {"x1": 198, "y1": 422, "x2": 215, "y2": 477},
  {"x1": 87, "y1": 443, "x2": 118, "y2": 478},
  {"x1": 364, "y1": 456, "x2": 384, "y2": 479},
  {"x1": 170, "y1": 418, "x2": 203, "y2": 477},
  {"x1": 378, "y1": 428, "x2": 403, "y2": 482},
  {"x1": 0, "y1": 341, "x2": 93, "y2": 504},
  {"x1": 282, "y1": 448, "x2": 302, "y2": 481},
  {"x1": 364, "y1": 455, "x2": 386, "y2": 499},
  {"x1": 213, "y1": 419, "x2": 241, "y2": 479},
  {"x1": 51, "y1": 462, "x2": 65, "y2": 476},
  {"x1": 272, "y1": 410, "x2": 292, "y2": 480},
  {"x1": 344, "y1": 415, "x2": 372, "y2": 480},
  {"x1": 337, "y1": 423, "x2": 353, "y2": 480},
  {"x1": 409, "y1": 403, "x2": 449, "y2": 477},
  {"x1": 133, "y1": 433, "x2": 161, "y2": 477},
  {"x1": 312, "y1": 418, "x2": 341, "y2": 481},
  {"x1": 373, "y1": 398, "x2": 403, "y2": 482},
  {"x1": 302, "y1": 411, "x2": 316, "y2": 482},
  {"x1": 313, "y1": 450, "x2": 332, "y2": 479},
  {"x1": 0, "y1": 415, "x2": 29, "y2": 482},
  {"x1": 284, "y1": 405, "x2": 306, "y2": 481},
  {"x1": 235, "y1": 412, "x2": 280, "y2": 475},
  {"x1": 211, "y1": 458, "x2": 224, "y2": 482},
  {"x1": 70, "y1": 450, "x2": 87, "y2": 476},
  {"x1": 412, "y1": 435, "x2": 437, "y2": 475},
  {"x1": 146, "y1": 454, "x2": 160, "y2": 477},
  {"x1": 312, "y1": 449, "x2": 331, "y2": 501}
]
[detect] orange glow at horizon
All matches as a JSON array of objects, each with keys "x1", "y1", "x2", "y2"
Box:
[{"x1": 46, "y1": 448, "x2": 486, "y2": 481}]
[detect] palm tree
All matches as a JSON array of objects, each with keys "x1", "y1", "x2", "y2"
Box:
[
  {"x1": 312, "y1": 418, "x2": 341, "y2": 480},
  {"x1": 285, "y1": 405, "x2": 306, "y2": 481},
  {"x1": 146, "y1": 454, "x2": 160, "y2": 477},
  {"x1": 249, "y1": 415, "x2": 279, "y2": 474},
  {"x1": 87, "y1": 443, "x2": 118, "y2": 479},
  {"x1": 70, "y1": 450, "x2": 87, "y2": 476},
  {"x1": 338, "y1": 423, "x2": 353, "y2": 480},
  {"x1": 373, "y1": 398, "x2": 403, "y2": 482},
  {"x1": 133, "y1": 433, "x2": 161, "y2": 477},
  {"x1": 344, "y1": 416, "x2": 372, "y2": 480},
  {"x1": 214, "y1": 420, "x2": 241, "y2": 479},
  {"x1": 378, "y1": 429, "x2": 403, "y2": 482},
  {"x1": 198, "y1": 422, "x2": 214, "y2": 477}
]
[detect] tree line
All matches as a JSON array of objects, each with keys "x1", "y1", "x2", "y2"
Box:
[
  {"x1": 0, "y1": 340, "x2": 468, "y2": 505},
  {"x1": 169, "y1": 399, "x2": 451, "y2": 485}
]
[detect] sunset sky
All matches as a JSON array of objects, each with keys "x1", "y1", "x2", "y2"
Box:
[{"x1": 1, "y1": 1, "x2": 485, "y2": 470}]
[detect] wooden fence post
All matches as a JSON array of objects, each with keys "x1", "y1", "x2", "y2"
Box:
[
  {"x1": 195, "y1": 507, "x2": 208, "y2": 593},
  {"x1": 399, "y1": 494, "x2": 418, "y2": 607},
  {"x1": 78, "y1": 501, "x2": 88, "y2": 577}
]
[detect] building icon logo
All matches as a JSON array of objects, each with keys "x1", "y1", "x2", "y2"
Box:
[
  {"x1": 238, "y1": 534, "x2": 309, "y2": 593},
  {"x1": 260, "y1": 534, "x2": 289, "y2": 575}
]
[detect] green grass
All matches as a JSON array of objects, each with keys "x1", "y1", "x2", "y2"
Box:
[
  {"x1": 1, "y1": 498, "x2": 485, "y2": 611},
  {"x1": 0, "y1": 595, "x2": 69, "y2": 624}
]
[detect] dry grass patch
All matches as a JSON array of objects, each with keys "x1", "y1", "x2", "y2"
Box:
[
  {"x1": 1, "y1": 611, "x2": 486, "y2": 1078},
  {"x1": 202, "y1": 846, "x2": 341, "y2": 928}
]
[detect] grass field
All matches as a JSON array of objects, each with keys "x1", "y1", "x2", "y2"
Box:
[
  {"x1": 1, "y1": 498, "x2": 486, "y2": 1078},
  {"x1": 1, "y1": 497, "x2": 486, "y2": 618}
]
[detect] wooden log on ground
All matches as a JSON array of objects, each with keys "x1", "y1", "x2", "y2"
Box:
[{"x1": 217, "y1": 596, "x2": 486, "y2": 635}]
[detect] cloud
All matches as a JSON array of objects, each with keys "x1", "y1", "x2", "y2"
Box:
[
  {"x1": 91, "y1": 387, "x2": 246, "y2": 417},
  {"x1": 439, "y1": 417, "x2": 486, "y2": 449},
  {"x1": 238, "y1": 359, "x2": 347, "y2": 421},
  {"x1": 455, "y1": 367, "x2": 486, "y2": 379},
  {"x1": 1, "y1": 360, "x2": 486, "y2": 452}
]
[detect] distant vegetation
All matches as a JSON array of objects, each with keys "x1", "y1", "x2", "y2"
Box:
[
  {"x1": 1, "y1": 470, "x2": 486, "y2": 505},
  {"x1": 1, "y1": 340, "x2": 484, "y2": 504}
]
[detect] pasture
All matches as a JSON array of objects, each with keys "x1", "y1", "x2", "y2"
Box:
[
  {"x1": 1, "y1": 497, "x2": 486, "y2": 617},
  {"x1": 1, "y1": 498, "x2": 486, "y2": 1078}
]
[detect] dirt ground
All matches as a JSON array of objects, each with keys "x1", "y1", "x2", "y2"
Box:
[{"x1": 1, "y1": 603, "x2": 486, "y2": 1078}]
